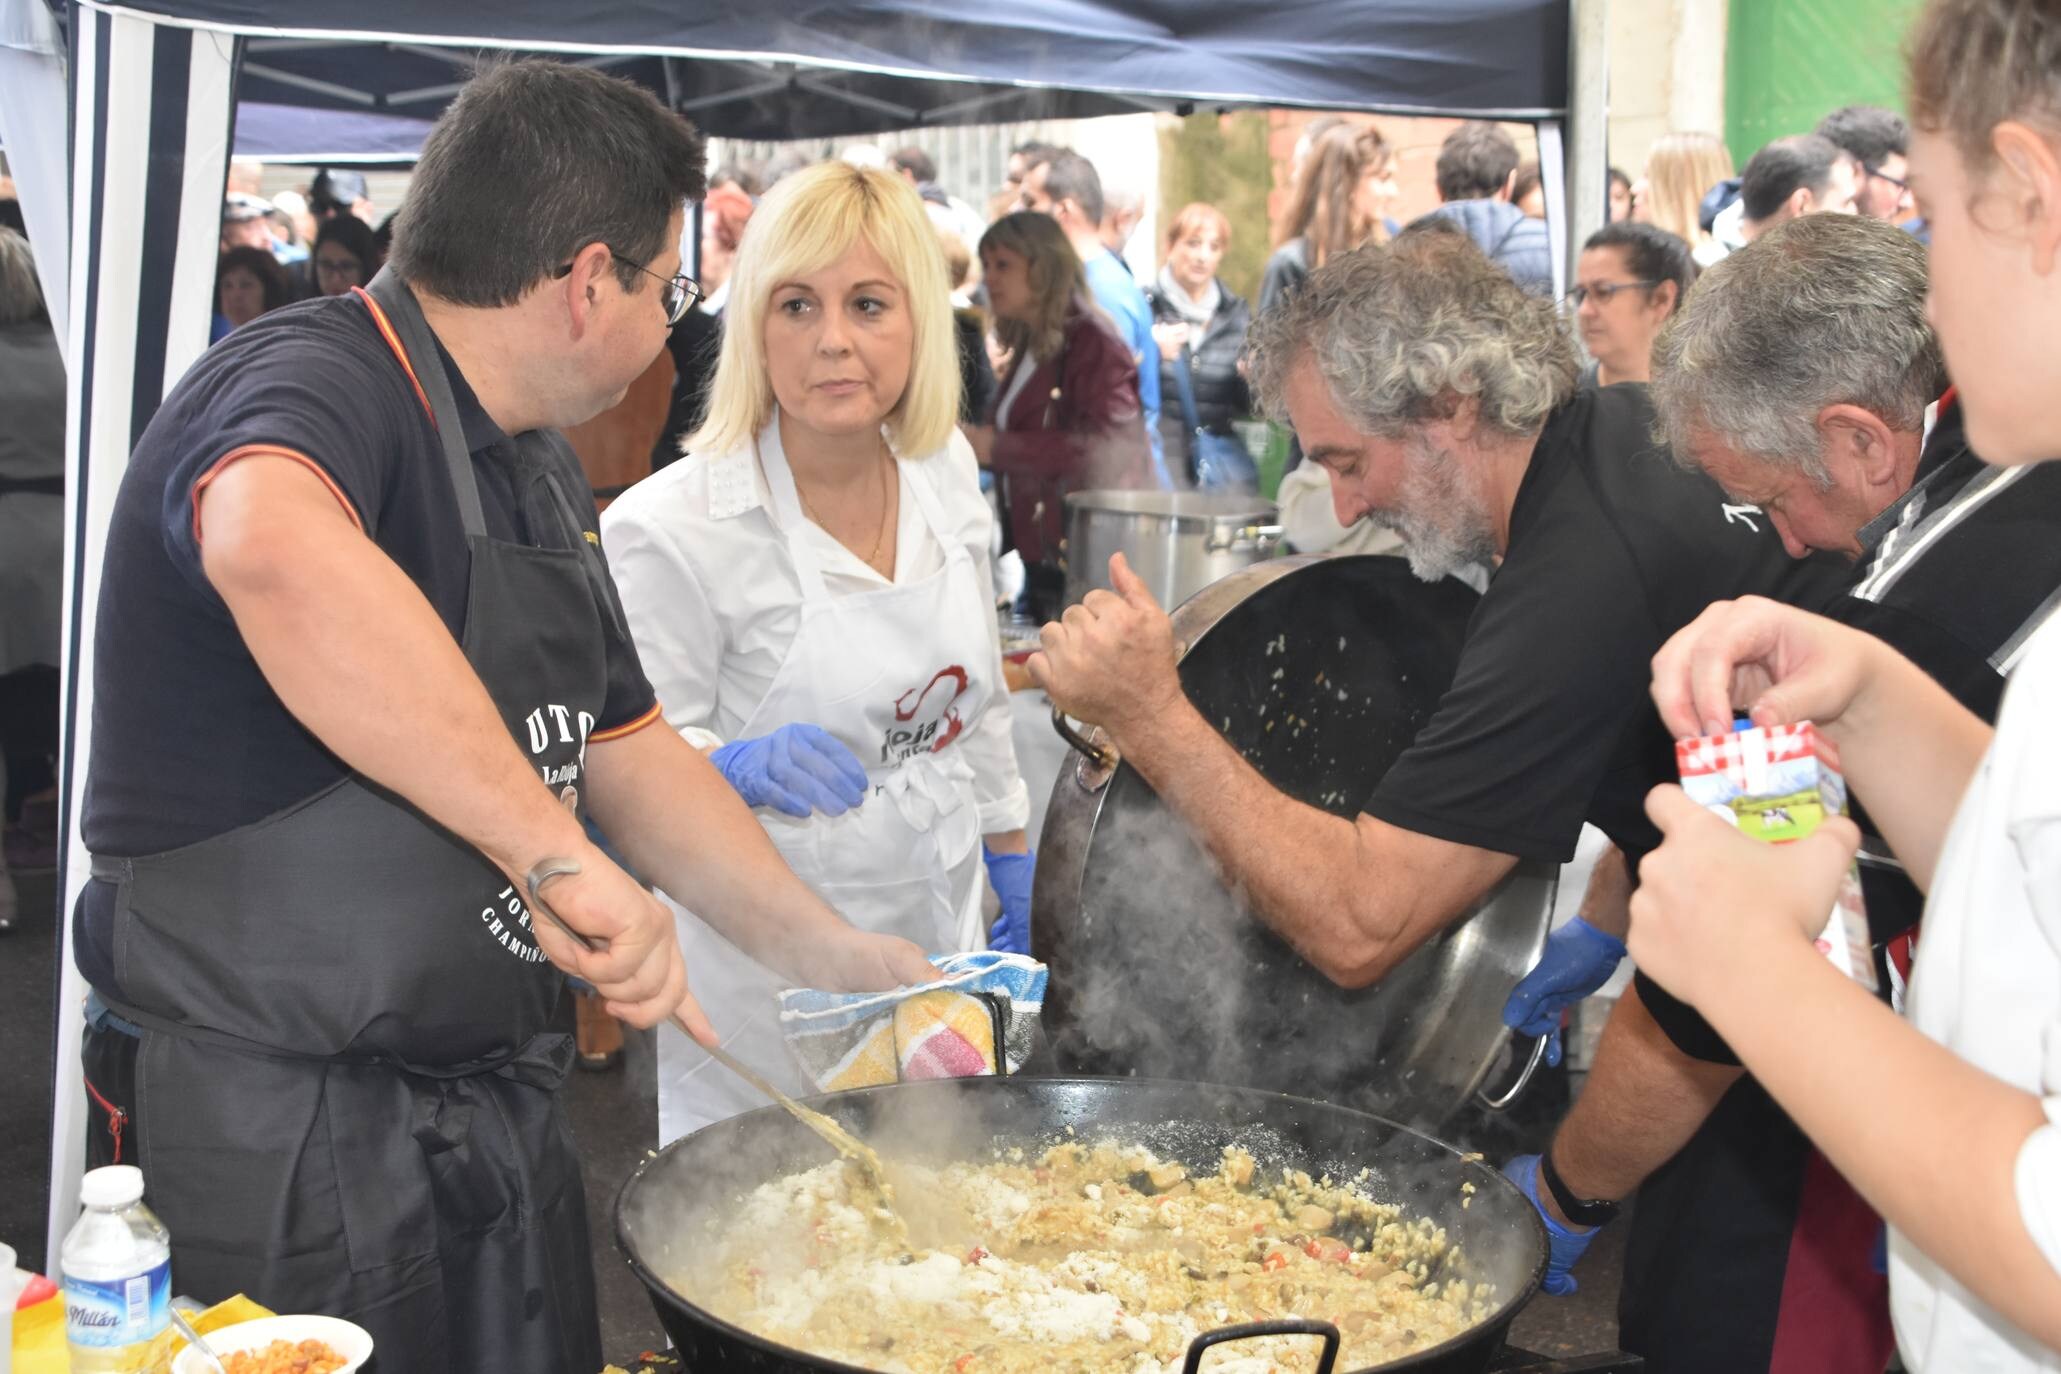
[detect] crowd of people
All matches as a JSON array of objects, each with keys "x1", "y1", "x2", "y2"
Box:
[
  {"x1": 210, "y1": 164, "x2": 389, "y2": 339},
  {"x1": 14, "y1": 1, "x2": 2061, "y2": 1369},
  {"x1": 1018, "y1": 8, "x2": 2061, "y2": 1374}
]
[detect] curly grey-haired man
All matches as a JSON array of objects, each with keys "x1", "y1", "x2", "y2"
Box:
[{"x1": 1029, "y1": 223, "x2": 1848, "y2": 1360}]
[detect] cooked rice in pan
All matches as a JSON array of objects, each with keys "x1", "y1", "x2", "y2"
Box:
[{"x1": 685, "y1": 1140, "x2": 1491, "y2": 1373}]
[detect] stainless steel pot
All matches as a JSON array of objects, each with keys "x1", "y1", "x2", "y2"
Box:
[
  {"x1": 1034, "y1": 555, "x2": 1556, "y2": 1129},
  {"x1": 1062, "y1": 490, "x2": 1281, "y2": 610}
]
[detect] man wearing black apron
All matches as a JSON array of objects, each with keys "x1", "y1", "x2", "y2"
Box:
[{"x1": 71, "y1": 62, "x2": 933, "y2": 1373}]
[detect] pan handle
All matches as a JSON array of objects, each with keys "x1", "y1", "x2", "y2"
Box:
[
  {"x1": 1051, "y1": 705, "x2": 1116, "y2": 770},
  {"x1": 1182, "y1": 1319, "x2": 1340, "y2": 1374},
  {"x1": 1476, "y1": 1030, "x2": 1551, "y2": 1112}
]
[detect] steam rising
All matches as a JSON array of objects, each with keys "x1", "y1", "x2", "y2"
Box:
[
  {"x1": 1036, "y1": 556, "x2": 1553, "y2": 1136},
  {"x1": 618, "y1": 1079, "x2": 1546, "y2": 1359}
]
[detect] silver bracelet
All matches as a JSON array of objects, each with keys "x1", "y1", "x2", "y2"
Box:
[{"x1": 523, "y1": 857, "x2": 592, "y2": 951}]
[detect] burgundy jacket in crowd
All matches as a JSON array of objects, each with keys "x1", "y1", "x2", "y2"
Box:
[{"x1": 986, "y1": 300, "x2": 1152, "y2": 565}]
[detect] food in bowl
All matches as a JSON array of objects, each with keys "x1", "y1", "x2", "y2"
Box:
[
  {"x1": 680, "y1": 1139, "x2": 1492, "y2": 1372},
  {"x1": 219, "y1": 1338, "x2": 346, "y2": 1374}
]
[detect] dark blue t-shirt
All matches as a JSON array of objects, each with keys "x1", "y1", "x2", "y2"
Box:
[{"x1": 74, "y1": 292, "x2": 657, "y2": 993}]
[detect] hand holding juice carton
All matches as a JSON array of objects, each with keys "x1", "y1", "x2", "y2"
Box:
[{"x1": 1675, "y1": 720, "x2": 1877, "y2": 990}]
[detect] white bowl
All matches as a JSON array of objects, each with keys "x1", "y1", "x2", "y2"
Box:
[{"x1": 171, "y1": 1313, "x2": 375, "y2": 1374}]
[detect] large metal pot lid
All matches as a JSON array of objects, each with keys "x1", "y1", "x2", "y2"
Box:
[
  {"x1": 1063, "y1": 488, "x2": 1277, "y2": 523},
  {"x1": 1033, "y1": 555, "x2": 1555, "y2": 1130}
]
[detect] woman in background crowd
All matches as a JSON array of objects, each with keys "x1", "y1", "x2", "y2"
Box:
[
  {"x1": 311, "y1": 213, "x2": 380, "y2": 297},
  {"x1": 1571, "y1": 221, "x2": 1697, "y2": 387},
  {"x1": 1259, "y1": 121, "x2": 1396, "y2": 313},
  {"x1": 696, "y1": 182, "x2": 756, "y2": 317},
  {"x1": 1144, "y1": 202, "x2": 1254, "y2": 489},
  {"x1": 211, "y1": 245, "x2": 290, "y2": 340},
  {"x1": 603, "y1": 163, "x2": 1028, "y2": 1142},
  {"x1": 1626, "y1": 0, "x2": 2061, "y2": 1366},
  {"x1": 1609, "y1": 166, "x2": 1635, "y2": 222},
  {"x1": 0, "y1": 229, "x2": 64, "y2": 932},
  {"x1": 972, "y1": 211, "x2": 1149, "y2": 618},
  {"x1": 1633, "y1": 131, "x2": 1735, "y2": 264},
  {"x1": 650, "y1": 184, "x2": 754, "y2": 470},
  {"x1": 938, "y1": 230, "x2": 998, "y2": 427},
  {"x1": 1513, "y1": 161, "x2": 1547, "y2": 218}
]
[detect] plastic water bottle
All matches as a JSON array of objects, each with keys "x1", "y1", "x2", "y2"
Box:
[{"x1": 61, "y1": 1166, "x2": 170, "y2": 1373}]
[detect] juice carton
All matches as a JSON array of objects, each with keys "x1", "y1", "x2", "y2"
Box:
[{"x1": 1675, "y1": 720, "x2": 1877, "y2": 990}]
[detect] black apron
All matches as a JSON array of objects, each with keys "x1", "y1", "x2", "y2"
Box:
[{"x1": 88, "y1": 269, "x2": 614, "y2": 1374}]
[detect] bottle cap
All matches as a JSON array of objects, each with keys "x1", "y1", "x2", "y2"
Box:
[{"x1": 79, "y1": 1165, "x2": 144, "y2": 1210}]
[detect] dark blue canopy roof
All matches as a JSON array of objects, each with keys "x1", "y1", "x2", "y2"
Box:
[
  {"x1": 232, "y1": 103, "x2": 434, "y2": 164},
  {"x1": 127, "y1": 1, "x2": 1569, "y2": 139}
]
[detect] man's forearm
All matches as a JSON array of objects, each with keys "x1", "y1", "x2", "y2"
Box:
[
  {"x1": 1114, "y1": 698, "x2": 1497, "y2": 987},
  {"x1": 585, "y1": 724, "x2": 857, "y2": 982},
  {"x1": 203, "y1": 458, "x2": 584, "y2": 879},
  {"x1": 1546, "y1": 982, "x2": 1743, "y2": 1214},
  {"x1": 1702, "y1": 939, "x2": 2061, "y2": 1351},
  {"x1": 1577, "y1": 846, "x2": 1633, "y2": 941}
]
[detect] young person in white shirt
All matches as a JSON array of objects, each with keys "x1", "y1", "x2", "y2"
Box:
[
  {"x1": 1623, "y1": 0, "x2": 2061, "y2": 1364},
  {"x1": 602, "y1": 163, "x2": 1032, "y2": 1142}
]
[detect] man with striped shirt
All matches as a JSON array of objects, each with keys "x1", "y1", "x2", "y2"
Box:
[{"x1": 1515, "y1": 212, "x2": 2061, "y2": 1372}]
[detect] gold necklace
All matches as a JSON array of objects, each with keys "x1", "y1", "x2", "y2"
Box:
[{"x1": 797, "y1": 451, "x2": 893, "y2": 573}]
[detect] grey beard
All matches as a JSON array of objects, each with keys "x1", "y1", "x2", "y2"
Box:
[{"x1": 1368, "y1": 438, "x2": 1496, "y2": 583}]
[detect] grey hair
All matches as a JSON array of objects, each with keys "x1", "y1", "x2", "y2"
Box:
[
  {"x1": 1247, "y1": 231, "x2": 1578, "y2": 440},
  {"x1": 0, "y1": 228, "x2": 45, "y2": 326},
  {"x1": 1648, "y1": 213, "x2": 1944, "y2": 484}
]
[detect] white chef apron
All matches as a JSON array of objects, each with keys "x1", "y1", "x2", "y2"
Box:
[{"x1": 657, "y1": 435, "x2": 1001, "y2": 1143}]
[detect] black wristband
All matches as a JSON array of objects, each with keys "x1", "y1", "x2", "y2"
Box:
[{"x1": 1540, "y1": 1148, "x2": 1620, "y2": 1228}]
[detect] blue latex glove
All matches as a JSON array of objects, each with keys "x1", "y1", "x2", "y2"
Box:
[
  {"x1": 1503, "y1": 1154, "x2": 1600, "y2": 1295},
  {"x1": 1502, "y1": 916, "x2": 1628, "y2": 1068},
  {"x1": 983, "y1": 846, "x2": 1035, "y2": 954},
  {"x1": 709, "y1": 724, "x2": 869, "y2": 819}
]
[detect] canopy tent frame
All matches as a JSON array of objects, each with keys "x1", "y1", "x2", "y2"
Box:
[{"x1": 0, "y1": 0, "x2": 1605, "y2": 1274}]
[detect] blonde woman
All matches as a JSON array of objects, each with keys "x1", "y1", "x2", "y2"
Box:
[
  {"x1": 603, "y1": 163, "x2": 1032, "y2": 1142},
  {"x1": 1632, "y1": 131, "x2": 1736, "y2": 264}
]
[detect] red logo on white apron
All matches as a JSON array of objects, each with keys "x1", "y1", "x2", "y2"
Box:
[{"x1": 884, "y1": 666, "x2": 968, "y2": 763}]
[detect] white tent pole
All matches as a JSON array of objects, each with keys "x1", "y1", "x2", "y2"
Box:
[
  {"x1": 1538, "y1": 120, "x2": 1567, "y2": 300},
  {"x1": 47, "y1": 3, "x2": 239, "y2": 1274},
  {"x1": 1565, "y1": 0, "x2": 1609, "y2": 288}
]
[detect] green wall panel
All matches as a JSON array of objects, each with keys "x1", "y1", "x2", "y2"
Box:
[{"x1": 1725, "y1": 0, "x2": 1925, "y2": 167}]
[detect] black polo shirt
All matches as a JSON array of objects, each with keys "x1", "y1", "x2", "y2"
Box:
[
  {"x1": 73, "y1": 292, "x2": 657, "y2": 994},
  {"x1": 1640, "y1": 397, "x2": 2061, "y2": 1060},
  {"x1": 1365, "y1": 384, "x2": 1849, "y2": 868},
  {"x1": 1617, "y1": 398, "x2": 2061, "y2": 1374}
]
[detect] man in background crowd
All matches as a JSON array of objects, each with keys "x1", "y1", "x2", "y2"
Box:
[
  {"x1": 308, "y1": 166, "x2": 374, "y2": 224},
  {"x1": 1514, "y1": 210, "x2": 2061, "y2": 1374},
  {"x1": 1710, "y1": 133, "x2": 1860, "y2": 253},
  {"x1": 1099, "y1": 181, "x2": 1147, "y2": 267},
  {"x1": 1817, "y1": 104, "x2": 1915, "y2": 224},
  {"x1": 1415, "y1": 121, "x2": 1553, "y2": 295},
  {"x1": 889, "y1": 145, "x2": 987, "y2": 255},
  {"x1": 1003, "y1": 139, "x2": 1061, "y2": 198},
  {"x1": 1019, "y1": 148, "x2": 1167, "y2": 482},
  {"x1": 225, "y1": 157, "x2": 265, "y2": 198},
  {"x1": 218, "y1": 193, "x2": 278, "y2": 256}
]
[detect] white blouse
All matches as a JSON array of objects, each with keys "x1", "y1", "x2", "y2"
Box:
[
  {"x1": 1891, "y1": 611, "x2": 2061, "y2": 1373},
  {"x1": 599, "y1": 423, "x2": 1031, "y2": 836}
]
